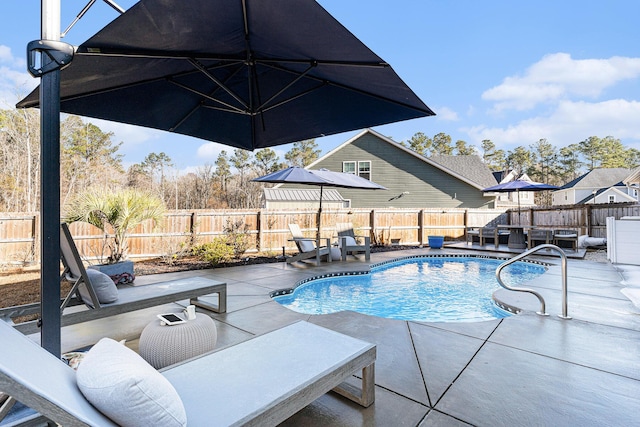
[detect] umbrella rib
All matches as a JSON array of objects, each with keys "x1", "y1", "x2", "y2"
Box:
[
  {"x1": 259, "y1": 61, "x2": 433, "y2": 115},
  {"x1": 76, "y1": 49, "x2": 388, "y2": 68},
  {"x1": 260, "y1": 83, "x2": 326, "y2": 113},
  {"x1": 257, "y1": 62, "x2": 317, "y2": 111},
  {"x1": 188, "y1": 58, "x2": 248, "y2": 110},
  {"x1": 168, "y1": 79, "x2": 246, "y2": 114}
]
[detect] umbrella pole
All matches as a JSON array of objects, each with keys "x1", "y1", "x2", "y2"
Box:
[
  {"x1": 516, "y1": 189, "x2": 521, "y2": 225},
  {"x1": 38, "y1": 0, "x2": 63, "y2": 357},
  {"x1": 316, "y1": 186, "x2": 323, "y2": 242}
]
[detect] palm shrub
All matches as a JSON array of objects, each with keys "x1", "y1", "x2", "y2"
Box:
[{"x1": 64, "y1": 189, "x2": 165, "y2": 264}]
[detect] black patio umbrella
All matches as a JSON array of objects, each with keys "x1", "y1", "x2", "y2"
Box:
[
  {"x1": 483, "y1": 179, "x2": 558, "y2": 224},
  {"x1": 19, "y1": 0, "x2": 433, "y2": 355},
  {"x1": 253, "y1": 167, "x2": 386, "y2": 240},
  {"x1": 18, "y1": 0, "x2": 434, "y2": 149}
]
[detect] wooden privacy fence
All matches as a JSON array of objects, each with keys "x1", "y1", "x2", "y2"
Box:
[{"x1": 1, "y1": 203, "x2": 638, "y2": 265}]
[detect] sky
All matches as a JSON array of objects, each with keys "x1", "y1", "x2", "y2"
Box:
[{"x1": 2, "y1": 0, "x2": 640, "y2": 173}]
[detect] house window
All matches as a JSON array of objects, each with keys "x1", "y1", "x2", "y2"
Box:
[
  {"x1": 342, "y1": 161, "x2": 356, "y2": 174},
  {"x1": 358, "y1": 161, "x2": 371, "y2": 180},
  {"x1": 609, "y1": 195, "x2": 615, "y2": 203},
  {"x1": 634, "y1": 189, "x2": 638, "y2": 198}
]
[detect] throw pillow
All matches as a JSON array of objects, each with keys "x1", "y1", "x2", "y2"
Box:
[
  {"x1": 76, "y1": 338, "x2": 187, "y2": 427},
  {"x1": 339, "y1": 236, "x2": 357, "y2": 248},
  {"x1": 78, "y1": 269, "x2": 119, "y2": 307},
  {"x1": 298, "y1": 239, "x2": 315, "y2": 253}
]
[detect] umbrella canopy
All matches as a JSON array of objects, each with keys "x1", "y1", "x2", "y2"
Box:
[
  {"x1": 253, "y1": 167, "x2": 386, "y2": 239},
  {"x1": 483, "y1": 180, "x2": 559, "y2": 193},
  {"x1": 21, "y1": 0, "x2": 432, "y2": 356},
  {"x1": 18, "y1": 0, "x2": 434, "y2": 150},
  {"x1": 483, "y1": 179, "x2": 558, "y2": 224}
]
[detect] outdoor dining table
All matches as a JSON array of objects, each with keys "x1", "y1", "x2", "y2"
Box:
[{"x1": 498, "y1": 225, "x2": 536, "y2": 249}]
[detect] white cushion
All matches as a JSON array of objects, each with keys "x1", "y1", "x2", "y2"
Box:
[
  {"x1": 298, "y1": 239, "x2": 315, "y2": 253},
  {"x1": 76, "y1": 338, "x2": 187, "y2": 427},
  {"x1": 79, "y1": 269, "x2": 118, "y2": 307},
  {"x1": 339, "y1": 236, "x2": 357, "y2": 248}
]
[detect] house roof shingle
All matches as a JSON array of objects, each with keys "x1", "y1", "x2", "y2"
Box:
[
  {"x1": 429, "y1": 155, "x2": 498, "y2": 189},
  {"x1": 559, "y1": 168, "x2": 632, "y2": 190}
]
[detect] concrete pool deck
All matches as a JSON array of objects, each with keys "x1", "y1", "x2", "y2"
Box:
[{"x1": 47, "y1": 247, "x2": 640, "y2": 425}]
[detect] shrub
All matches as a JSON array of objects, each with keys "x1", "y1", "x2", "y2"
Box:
[
  {"x1": 193, "y1": 238, "x2": 233, "y2": 266},
  {"x1": 223, "y1": 219, "x2": 251, "y2": 259}
]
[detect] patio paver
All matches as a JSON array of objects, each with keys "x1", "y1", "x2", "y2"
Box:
[{"x1": 34, "y1": 246, "x2": 640, "y2": 426}]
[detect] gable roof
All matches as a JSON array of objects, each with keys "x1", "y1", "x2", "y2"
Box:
[
  {"x1": 429, "y1": 155, "x2": 498, "y2": 189},
  {"x1": 309, "y1": 129, "x2": 495, "y2": 190},
  {"x1": 624, "y1": 166, "x2": 640, "y2": 184},
  {"x1": 576, "y1": 186, "x2": 637, "y2": 204},
  {"x1": 559, "y1": 168, "x2": 632, "y2": 190}
]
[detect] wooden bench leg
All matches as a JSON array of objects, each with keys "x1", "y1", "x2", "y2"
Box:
[
  {"x1": 332, "y1": 362, "x2": 375, "y2": 407},
  {"x1": 190, "y1": 286, "x2": 227, "y2": 313}
]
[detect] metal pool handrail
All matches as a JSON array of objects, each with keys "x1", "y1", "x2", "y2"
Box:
[{"x1": 496, "y1": 244, "x2": 571, "y2": 319}]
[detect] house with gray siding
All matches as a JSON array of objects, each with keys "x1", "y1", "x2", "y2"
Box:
[
  {"x1": 293, "y1": 129, "x2": 498, "y2": 208},
  {"x1": 552, "y1": 168, "x2": 637, "y2": 205}
]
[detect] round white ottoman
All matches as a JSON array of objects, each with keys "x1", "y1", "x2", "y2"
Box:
[{"x1": 139, "y1": 312, "x2": 217, "y2": 369}]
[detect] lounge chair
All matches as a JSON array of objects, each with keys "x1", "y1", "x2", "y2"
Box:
[
  {"x1": 553, "y1": 229, "x2": 579, "y2": 252},
  {"x1": 0, "y1": 320, "x2": 375, "y2": 426},
  {"x1": 336, "y1": 223, "x2": 371, "y2": 261},
  {"x1": 0, "y1": 224, "x2": 227, "y2": 335},
  {"x1": 287, "y1": 224, "x2": 332, "y2": 265}
]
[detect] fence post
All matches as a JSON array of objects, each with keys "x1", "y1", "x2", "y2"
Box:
[
  {"x1": 418, "y1": 209, "x2": 424, "y2": 246},
  {"x1": 370, "y1": 209, "x2": 376, "y2": 244},
  {"x1": 257, "y1": 210, "x2": 263, "y2": 252},
  {"x1": 190, "y1": 212, "x2": 198, "y2": 246}
]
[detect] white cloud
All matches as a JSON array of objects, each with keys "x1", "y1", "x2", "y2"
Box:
[
  {"x1": 196, "y1": 141, "x2": 228, "y2": 161},
  {"x1": 464, "y1": 99, "x2": 640, "y2": 148},
  {"x1": 434, "y1": 106, "x2": 459, "y2": 121},
  {"x1": 0, "y1": 45, "x2": 36, "y2": 105},
  {"x1": 0, "y1": 45, "x2": 13, "y2": 62},
  {"x1": 90, "y1": 118, "x2": 162, "y2": 146},
  {"x1": 482, "y1": 53, "x2": 640, "y2": 112}
]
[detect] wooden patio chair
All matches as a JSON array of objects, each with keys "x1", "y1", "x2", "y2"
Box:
[
  {"x1": 287, "y1": 224, "x2": 332, "y2": 265},
  {"x1": 466, "y1": 227, "x2": 481, "y2": 245},
  {"x1": 527, "y1": 229, "x2": 553, "y2": 249},
  {"x1": 0, "y1": 224, "x2": 227, "y2": 335},
  {"x1": 336, "y1": 223, "x2": 371, "y2": 261},
  {"x1": 553, "y1": 229, "x2": 579, "y2": 252},
  {"x1": 479, "y1": 227, "x2": 499, "y2": 249},
  {"x1": 0, "y1": 320, "x2": 375, "y2": 426}
]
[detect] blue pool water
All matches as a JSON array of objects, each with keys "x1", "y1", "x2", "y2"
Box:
[{"x1": 273, "y1": 257, "x2": 546, "y2": 322}]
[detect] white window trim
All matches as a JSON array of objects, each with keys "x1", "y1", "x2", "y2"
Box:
[
  {"x1": 342, "y1": 161, "x2": 356, "y2": 174},
  {"x1": 357, "y1": 160, "x2": 371, "y2": 179}
]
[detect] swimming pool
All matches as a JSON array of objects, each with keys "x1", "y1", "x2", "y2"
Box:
[{"x1": 273, "y1": 256, "x2": 546, "y2": 322}]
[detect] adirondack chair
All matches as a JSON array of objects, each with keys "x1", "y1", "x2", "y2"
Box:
[
  {"x1": 287, "y1": 224, "x2": 332, "y2": 265},
  {"x1": 335, "y1": 223, "x2": 371, "y2": 261}
]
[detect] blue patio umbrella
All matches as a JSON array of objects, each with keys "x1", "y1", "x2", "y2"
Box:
[
  {"x1": 483, "y1": 179, "x2": 558, "y2": 224},
  {"x1": 253, "y1": 167, "x2": 386, "y2": 239}
]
